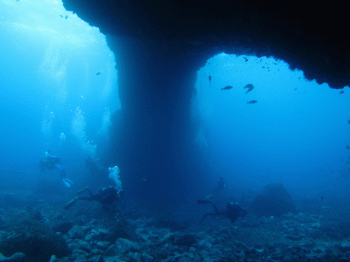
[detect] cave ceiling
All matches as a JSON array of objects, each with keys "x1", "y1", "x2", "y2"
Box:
[{"x1": 62, "y1": 0, "x2": 350, "y2": 89}]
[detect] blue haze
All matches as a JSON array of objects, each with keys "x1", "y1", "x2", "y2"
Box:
[
  {"x1": 194, "y1": 54, "x2": 350, "y2": 202},
  {"x1": 0, "y1": 0, "x2": 349, "y2": 207},
  {"x1": 0, "y1": 0, "x2": 119, "y2": 192}
]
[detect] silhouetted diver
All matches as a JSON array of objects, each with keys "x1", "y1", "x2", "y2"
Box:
[
  {"x1": 64, "y1": 186, "x2": 121, "y2": 212},
  {"x1": 197, "y1": 200, "x2": 248, "y2": 223}
]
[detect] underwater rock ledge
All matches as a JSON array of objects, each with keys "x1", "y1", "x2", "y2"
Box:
[{"x1": 62, "y1": 0, "x2": 350, "y2": 89}]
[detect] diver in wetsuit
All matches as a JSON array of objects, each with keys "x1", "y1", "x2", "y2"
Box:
[
  {"x1": 206, "y1": 176, "x2": 226, "y2": 199},
  {"x1": 39, "y1": 150, "x2": 73, "y2": 187},
  {"x1": 64, "y1": 186, "x2": 121, "y2": 212},
  {"x1": 197, "y1": 199, "x2": 248, "y2": 223}
]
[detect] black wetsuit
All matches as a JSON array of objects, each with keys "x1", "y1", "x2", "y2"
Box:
[
  {"x1": 198, "y1": 200, "x2": 248, "y2": 223},
  {"x1": 225, "y1": 202, "x2": 248, "y2": 223},
  {"x1": 78, "y1": 186, "x2": 120, "y2": 211},
  {"x1": 39, "y1": 154, "x2": 66, "y2": 179}
]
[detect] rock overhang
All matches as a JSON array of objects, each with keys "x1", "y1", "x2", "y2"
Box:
[{"x1": 62, "y1": 0, "x2": 350, "y2": 89}]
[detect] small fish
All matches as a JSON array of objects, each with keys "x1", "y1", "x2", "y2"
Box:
[
  {"x1": 339, "y1": 90, "x2": 345, "y2": 94},
  {"x1": 243, "y1": 57, "x2": 248, "y2": 62},
  {"x1": 346, "y1": 145, "x2": 350, "y2": 150},
  {"x1": 244, "y1": 84, "x2": 254, "y2": 94},
  {"x1": 221, "y1": 85, "x2": 233, "y2": 91},
  {"x1": 294, "y1": 88, "x2": 297, "y2": 91},
  {"x1": 209, "y1": 75, "x2": 211, "y2": 84},
  {"x1": 96, "y1": 72, "x2": 101, "y2": 75},
  {"x1": 65, "y1": 15, "x2": 68, "y2": 19},
  {"x1": 60, "y1": 15, "x2": 63, "y2": 18},
  {"x1": 247, "y1": 100, "x2": 257, "y2": 104},
  {"x1": 348, "y1": 120, "x2": 350, "y2": 124}
]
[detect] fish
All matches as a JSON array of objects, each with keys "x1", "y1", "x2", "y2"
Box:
[
  {"x1": 348, "y1": 120, "x2": 350, "y2": 124},
  {"x1": 244, "y1": 84, "x2": 254, "y2": 94},
  {"x1": 243, "y1": 57, "x2": 248, "y2": 62},
  {"x1": 221, "y1": 85, "x2": 233, "y2": 91},
  {"x1": 339, "y1": 90, "x2": 345, "y2": 94},
  {"x1": 346, "y1": 145, "x2": 350, "y2": 150},
  {"x1": 209, "y1": 75, "x2": 211, "y2": 84},
  {"x1": 65, "y1": 15, "x2": 68, "y2": 19},
  {"x1": 96, "y1": 72, "x2": 101, "y2": 75},
  {"x1": 247, "y1": 100, "x2": 257, "y2": 104},
  {"x1": 60, "y1": 15, "x2": 63, "y2": 18}
]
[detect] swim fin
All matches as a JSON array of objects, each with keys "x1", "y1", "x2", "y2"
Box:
[
  {"x1": 62, "y1": 178, "x2": 73, "y2": 188},
  {"x1": 197, "y1": 199, "x2": 214, "y2": 205},
  {"x1": 205, "y1": 194, "x2": 213, "y2": 199},
  {"x1": 63, "y1": 197, "x2": 78, "y2": 210},
  {"x1": 76, "y1": 186, "x2": 89, "y2": 195}
]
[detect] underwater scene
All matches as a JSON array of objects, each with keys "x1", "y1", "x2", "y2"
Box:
[{"x1": 0, "y1": 0, "x2": 350, "y2": 261}]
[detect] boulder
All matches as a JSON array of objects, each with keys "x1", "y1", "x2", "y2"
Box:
[
  {"x1": 0, "y1": 220, "x2": 70, "y2": 262},
  {"x1": 251, "y1": 183, "x2": 296, "y2": 217}
]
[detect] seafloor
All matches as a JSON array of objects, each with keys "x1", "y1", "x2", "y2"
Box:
[{"x1": 0, "y1": 190, "x2": 350, "y2": 262}]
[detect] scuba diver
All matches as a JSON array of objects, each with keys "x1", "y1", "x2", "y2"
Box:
[
  {"x1": 64, "y1": 186, "x2": 122, "y2": 212},
  {"x1": 197, "y1": 199, "x2": 248, "y2": 223},
  {"x1": 206, "y1": 176, "x2": 226, "y2": 199},
  {"x1": 39, "y1": 150, "x2": 73, "y2": 187}
]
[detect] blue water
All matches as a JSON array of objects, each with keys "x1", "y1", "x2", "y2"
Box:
[
  {"x1": 194, "y1": 54, "x2": 350, "y2": 202},
  {"x1": 0, "y1": 0, "x2": 119, "y2": 191},
  {"x1": 0, "y1": 0, "x2": 349, "y2": 208}
]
